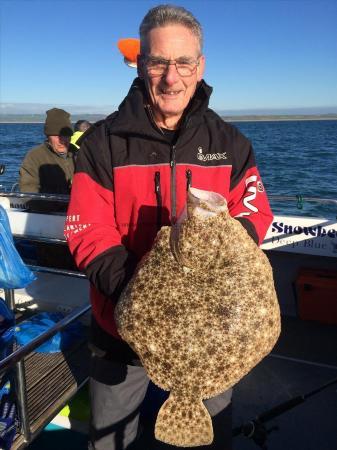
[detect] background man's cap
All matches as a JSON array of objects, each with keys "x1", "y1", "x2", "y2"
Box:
[{"x1": 44, "y1": 108, "x2": 73, "y2": 136}]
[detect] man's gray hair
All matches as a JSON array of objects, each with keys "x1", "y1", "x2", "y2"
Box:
[{"x1": 139, "y1": 4, "x2": 203, "y2": 54}]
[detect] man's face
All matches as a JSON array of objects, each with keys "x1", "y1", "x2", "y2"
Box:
[
  {"x1": 138, "y1": 24, "x2": 205, "y2": 128},
  {"x1": 48, "y1": 135, "x2": 70, "y2": 154}
]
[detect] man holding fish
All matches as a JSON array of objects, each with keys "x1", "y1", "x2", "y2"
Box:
[{"x1": 66, "y1": 4, "x2": 273, "y2": 449}]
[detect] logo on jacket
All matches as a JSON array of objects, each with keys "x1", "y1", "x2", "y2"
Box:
[
  {"x1": 257, "y1": 181, "x2": 264, "y2": 192},
  {"x1": 197, "y1": 147, "x2": 227, "y2": 162},
  {"x1": 235, "y1": 175, "x2": 259, "y2": 218}
]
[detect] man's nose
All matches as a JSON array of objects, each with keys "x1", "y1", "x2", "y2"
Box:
[{"x1": 163, "y1": 63, "x2": 180, "y2": 84}]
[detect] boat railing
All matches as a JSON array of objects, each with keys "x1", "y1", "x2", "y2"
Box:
[
  {"x1": 0, "y1": 192, "x2": 69, "y2": 203},
  {"x1": 269, "y1": 195, "x2": 337, "y2": 208},
  {"x1": 1, "y1": 267, "x2": 88, "y2": 373},
  {"x1": 1, "y1": 266, "x2": 90, "y2": 448},
  {"x1": 10, "y1": 182, "x2": 19, "y2": 193},
  {"x1": 1, "y1": 191, "x2": 337, "y2": 208},
  {"x1": 14, "y1": 235, "x2": 67, "y2": 245}
]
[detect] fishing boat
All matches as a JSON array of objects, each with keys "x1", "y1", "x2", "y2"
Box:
[{"x1": 0, "y1": 190, "x2": 336, "y2": 450}]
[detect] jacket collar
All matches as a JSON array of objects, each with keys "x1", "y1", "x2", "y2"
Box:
[{"x1": 106, "y1": 78, "x2": 213, "y2": 138}]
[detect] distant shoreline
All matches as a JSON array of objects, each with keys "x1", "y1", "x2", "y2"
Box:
[
  {"x1": 0, "y1": 115, "x2": 336, "y2": 124},
  {"x1": 224, "y1": 114, "x2": 337, "y2": 122},
  {"x1": 226, "y1": 116, "x2": 337, "y2": 122}
]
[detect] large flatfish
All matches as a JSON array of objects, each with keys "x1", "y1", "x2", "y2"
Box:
[{"x1": 115, "y1": 187, "x2": 280, "y2": 447}]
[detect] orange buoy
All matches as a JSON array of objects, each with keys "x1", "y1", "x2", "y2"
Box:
[{"x1": 117, "y1": 38, "x2": 140, "y2": 68}]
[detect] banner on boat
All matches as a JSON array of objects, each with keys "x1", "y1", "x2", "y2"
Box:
[{"x1": 262, "y1": 215, "x2": 337, "y2": 258}]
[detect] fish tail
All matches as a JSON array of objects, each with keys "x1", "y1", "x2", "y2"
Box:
[{"x1": 155, "y1": 392, "x2": 213, "y2": 447}]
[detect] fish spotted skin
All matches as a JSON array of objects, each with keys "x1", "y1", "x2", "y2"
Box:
[{"x1": 115, "y1": 193, "x2": 280, "y2": 447}]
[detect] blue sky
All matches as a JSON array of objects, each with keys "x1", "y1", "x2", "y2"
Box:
[{"x1": 1, "y1": 0, "x2": 337, "y2": 113}]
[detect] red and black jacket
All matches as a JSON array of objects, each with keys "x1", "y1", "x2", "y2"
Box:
[{"x1": 65, "y1": 78, "x2": 273, "y2": 361}]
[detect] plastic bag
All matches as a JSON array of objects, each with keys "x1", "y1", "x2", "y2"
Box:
[
  {"x1": 0, "y1": 298, "x2": 14, "y2": 325},
  {"x1": 0, "y1": 380, "x2": 18, "y2": 450},
  {"x1": 15, "y1": 312, "x2": 84, "y2": 353},
  {"x1": 0, "y1": 298, "x2": 14, "y2": 361},
  {"x1": 0, "y1": 206, "x2": 36, "y2": 289},
  {"x1": 0, "y1": 401, "x2": 17, "y2": 450}
]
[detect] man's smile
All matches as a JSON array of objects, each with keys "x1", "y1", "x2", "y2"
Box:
[{"x1": 160, "y1": 89, "x2": 183, "y2": 96}]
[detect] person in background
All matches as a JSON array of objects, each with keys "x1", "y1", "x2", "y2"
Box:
[
  {"x1": 19, "y1": 108, "x2": 76, "y2": 268},
  {"x1": 70, "y1": 119, "x2": 92, "y2": 149},
  {"x1": 65, "y1": 4, "x2": 273, "y2": 450},
  {"x1": 19, "y1": 108, "x2": 75, "y2": 194}
]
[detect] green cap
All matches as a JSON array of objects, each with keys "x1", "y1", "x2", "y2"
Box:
[{"x1": 44, "y1": 108, "x2": 73, "y2": 136}]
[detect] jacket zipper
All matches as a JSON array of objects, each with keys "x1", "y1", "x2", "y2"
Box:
[
  {"x1": 154, "y1": 171, "x2": 162, "y2": 230},
  {"x1": 170, "y1": 145, "x2": 177, "y2": 224},
  {"x1": 145, "y1": 104, "x2": 178, "y2": 225},
  {"x1": 186, "y1": 169, "x2": 192, "y2": 191}
]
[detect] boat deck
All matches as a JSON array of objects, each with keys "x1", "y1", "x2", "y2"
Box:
[
  {"x1": 11, "y1": 336, "x2": 90, "y2": 449},
  {"x1": 27, "y1": 315, "x2": 333, "y2": 450},
  {"x1": 233, "y1": 316, "x2": 337, "y2": 450}
]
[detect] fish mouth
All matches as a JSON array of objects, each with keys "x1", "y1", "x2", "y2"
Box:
[
  {"x1": 187, "y1": 188, "x2": 227, "y2": 219},
  {"x1": 170, "y1": 188, "x2": 227, "y2": 265}
]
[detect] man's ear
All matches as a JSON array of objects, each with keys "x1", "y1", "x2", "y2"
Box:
[
  {"x1": 197, "y1": 55, "x2": 205, "y2": 82},
  {"x1": 137, "y1": 55, "x2": 144, "y2": 79}
]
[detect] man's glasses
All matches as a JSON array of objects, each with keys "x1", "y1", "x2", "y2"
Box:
[{"x1": 142, "y1": 55, "x2": 200, "y2": 77}]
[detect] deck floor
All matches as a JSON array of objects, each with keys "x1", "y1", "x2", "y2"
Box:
[
  {"x1": 13, "y1": 339, "x2": 90, "y2": 449},
  {"x1": 233, "y1": 316, "x2": 337, "y2": 450},
  {"x1": 27, "y1": 316, "x2": 337, "y2": 450}
]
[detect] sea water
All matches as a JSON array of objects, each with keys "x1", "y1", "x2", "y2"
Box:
[{"x1": 0, "y1": 120, "x2": 336, "y2": 217}]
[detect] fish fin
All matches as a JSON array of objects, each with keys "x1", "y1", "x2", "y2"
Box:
[{"x1": 155, "y1": 392, "x2": 213, "y2": 447}]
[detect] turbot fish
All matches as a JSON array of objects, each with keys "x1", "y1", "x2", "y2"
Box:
[{"x1": 115, "y1": 187, "x2": 280, "y2": 447}]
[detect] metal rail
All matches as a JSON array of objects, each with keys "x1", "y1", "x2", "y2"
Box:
[
  {"x1": 0, "y1": 302, "x2": 91, "y2": 374},
  {"x1": 16, "y1": 360, "x2": 31, "y2": 443},
  {"x1": 15, "y1": 235, "x2": 67, "y2": 245},
  {"x1": 1, "y1": 191, "x2": 337, "y2": 206},
  {"x1": 4, "y1": 288, "x2": 15, "y2": 310},
  {"x1": 1, "y1": 266, "x2": 90, "y2": 446},
  {"x1": 269, "y1": 195, "x2": 337, "y2": 206},
  {"x1": 27, "y1": 265, "x2": 86, "y2": 278},
  {"x1": 0, "y1": 192, "x2": 69, "y2": 202}
]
